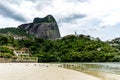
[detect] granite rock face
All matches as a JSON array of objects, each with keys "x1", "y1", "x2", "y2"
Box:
[{"x1": 18, "y1": 15, "x2": 61, "y2": 39}]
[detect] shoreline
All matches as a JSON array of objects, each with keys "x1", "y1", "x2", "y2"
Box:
[
  {"x1": 83, "y1": 70, "x2": 120, "y2": 80},
  {"x1": 65, "y1": 66, "x2": 120, "y2": 80},
  {"x1": 0, "y1": 63, "x2": 100, "y2": 80}
]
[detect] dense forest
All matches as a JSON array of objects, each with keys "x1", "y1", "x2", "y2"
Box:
[{"x1": 0, "y1": 34, "x2": 120, "y2": 62}]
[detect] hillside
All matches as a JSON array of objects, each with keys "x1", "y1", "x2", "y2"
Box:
[
  {"x1": 0, "y1": 34, "x2": 119, "y2": 62},
  {"x1": 0, "y1": 27, "x2": 33, "y2": 38},
  {"x1": 0, "y1": 15, "x2": 119, "y2": 62},
  {"x1": 34, "y1": 35, "x2": 120, "y2": 62},
  {"x1": 108, "y1": 37, "x2": 120, "y2": 50}
]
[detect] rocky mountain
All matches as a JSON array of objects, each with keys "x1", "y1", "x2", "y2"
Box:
[{"x1": 18, "y1": 15, "x2": 61, "y2": 39}]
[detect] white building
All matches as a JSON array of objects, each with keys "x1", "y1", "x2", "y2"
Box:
[{"x1": 14, "y1": 48, "x2": 30, "y2": 57}]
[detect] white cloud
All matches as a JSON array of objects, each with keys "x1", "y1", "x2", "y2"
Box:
[
  {"x1": 0, "y1": 15, "x2": 22, "y2": 28},
  {"x1": 0, "y1": 0, "x2": 120, "y2": 41}
]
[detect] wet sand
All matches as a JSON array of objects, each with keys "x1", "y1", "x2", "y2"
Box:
[
  {"x1": 78, "y1": 69, "x2": 120, "y2": 80},
  {"x1": 0, "y1": 63, "x2": 100, "y2": 80}
]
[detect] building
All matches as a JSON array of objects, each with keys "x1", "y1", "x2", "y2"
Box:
[
  {"x1": 14, "y1": 36, "x2": 27, "y2": 40},
  {"x1": 13, "y1": 48, "x2": 30, "y2": 57}
]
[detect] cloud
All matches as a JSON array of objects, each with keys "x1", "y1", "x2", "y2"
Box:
[
  {"x1": 0, "y1": 0, "x2": 120, "y2": 41},
  {"x1": 92, "y1": 23, "x2": 120, "y2": 41},
  {"x1": 35, "y1": 0, "x2": 53, "y2": 10},
  {"x1": 26, "y1": 0, "x2": 38, "y2": 2},
  {"x1": 58, "y1": 14, "x2": 86, "y2": 23},
  {"x1": 0, "y1": 4, "x2": 26, "y2": 22},
  {"x1": 0, "y1": 0, "x2": 20, "y2": 4},
  {"x1": 65, "y1": 0, "x2": 88, "y2": 3}
]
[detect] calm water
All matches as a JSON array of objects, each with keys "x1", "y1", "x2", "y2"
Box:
[
  {"x1": 54, "y1": 62, "x2": 120, "y2": 80},
  {"x1": 61, "y1": 63, "x2": 120, "y2": 75}
]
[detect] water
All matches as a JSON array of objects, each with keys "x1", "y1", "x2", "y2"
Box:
[
  {"x1": 61, "y1": 63, "x2": 120, "y2": 74},
  {"x1": 59, "y1": 63, "x2": 120, "y2": 80}
]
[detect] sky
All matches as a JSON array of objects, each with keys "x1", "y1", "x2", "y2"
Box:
[{"x1": 0, "y1": 0, "x2": 120, "y2": 41}]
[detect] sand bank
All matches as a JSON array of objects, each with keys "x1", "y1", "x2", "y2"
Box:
[{"x1": 0, "y1": 63, "x2": 100, "y2": 80}]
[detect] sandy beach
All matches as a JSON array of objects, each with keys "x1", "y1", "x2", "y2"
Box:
[{"x1": 0, "y1": 63, "x2": 101, "y2": 80}]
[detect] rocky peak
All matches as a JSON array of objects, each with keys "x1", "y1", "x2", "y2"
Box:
[
  {"x1": 18, "y1": 15, "x2": 61, "y2": 40},
  {"x1": 33, "y1": 15, "x2": 55, "y2": 23}
]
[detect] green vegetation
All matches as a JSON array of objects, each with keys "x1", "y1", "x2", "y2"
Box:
[
  {"x1": 0, "y1": 27, "x2": 34, "y2": 38},
  {"x1": 0, "y1": 46, "x2": 13, "y2": 58},
  {"x1": 0, "y1": 34, "x2": 119, "y2": 62},
  {"x1": 108, "y1": 38, "x2": 120, "y2": 50},
  {"x1": 33, "y1": 15, "x2": 55, "y2": 23}
]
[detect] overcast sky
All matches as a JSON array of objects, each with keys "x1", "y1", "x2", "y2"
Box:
[{"x1": 0, "y1": 0, "x2": 120, "y2": 41}]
